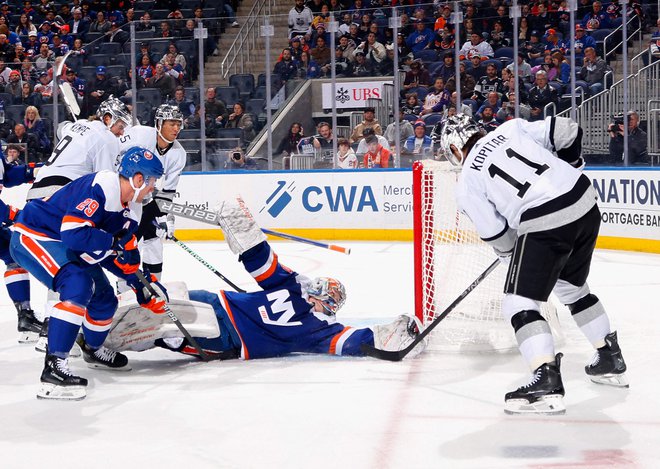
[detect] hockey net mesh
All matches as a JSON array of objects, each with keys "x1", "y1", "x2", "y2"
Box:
[{"x1": 414, "y1": 160, "x2": 562, "y2": 353}]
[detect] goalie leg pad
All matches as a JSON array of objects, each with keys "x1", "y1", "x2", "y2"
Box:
[
  {"x1": 215, "y1": 196, "x2": 266, "y2": 255},
  {"x1": 104, "y1": 299, "x2": 221, "y2": 352}
]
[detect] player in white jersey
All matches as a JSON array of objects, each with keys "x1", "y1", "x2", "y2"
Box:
[
  {"x1": 439, "y1": 114, "x2": 628, "y2": 415},
  {"x1": 27, "y1": 96, "x2": 133, "y2": 201},
  {"x1": 117, "y1": 104, "x2": 186, "y2": 279}
]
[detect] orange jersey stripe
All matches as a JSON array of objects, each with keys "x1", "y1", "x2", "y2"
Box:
[
  {"x1": 329, "y1": 327, "x2": 351, "y2": 355},
  {"x1": 55, "y1": 301, "x2": 86, "y2": 317},
  {"x1": 254, "y1": 253, "x2": 279, "y2": 282},
  {"x1": 4, "y1": 268, "x2": 28, "y2": 277},
  {"x1": 83, "y1": 314, "x2": 113, "y2": 327},
  {"x1": 220, "y1": 290, "x2": 249, "y2": 360},
  {"x1": 14, "y1": 223, "x2": 49, "y2": 239},
  {"x1": 20, "y1": 234, "x2": 60, "y2": 276}
]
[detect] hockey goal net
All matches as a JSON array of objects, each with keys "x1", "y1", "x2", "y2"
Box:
[{"x1": 413, "y1": 160, "x2": 562, "y2": 352}]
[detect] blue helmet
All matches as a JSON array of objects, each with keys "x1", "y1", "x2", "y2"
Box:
[{"x1": 118, "y1": 146, "x2": 164, "y2": 180}]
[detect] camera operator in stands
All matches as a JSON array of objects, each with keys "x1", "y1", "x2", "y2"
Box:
[
  {"x1": 608, "y1": 111, "x2": 648, "y2": 165},
  {"x1": 224, "y1": 147, "x2": 259, "y2": 170}
]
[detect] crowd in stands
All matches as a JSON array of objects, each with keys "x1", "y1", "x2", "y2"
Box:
[
  {"x1": 0, "y1": 0, "x2": 239, "y2": 163},
  {"x1": 0, "y1": 0, "x2": 653, "y2": 169},
  {"x1": 278, "y1": 0, "x2": 653, "y2": 167}
]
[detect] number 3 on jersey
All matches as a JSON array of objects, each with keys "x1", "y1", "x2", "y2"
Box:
[
  {"x1": 488, "y1": 148, "x2": 549, "y2": 198},
  {"x1": 258, "y1": 290, "x2": 302, "y2": 327}
]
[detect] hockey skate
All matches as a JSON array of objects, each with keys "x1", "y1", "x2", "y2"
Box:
[
  {"x1": 585, "y1": 331, "x2": 629, "y2": 388},
  {"x1": 79, "y1": 336, "x2": 131, "y2": 371},
  {"x1": 17, "y1": 307, "x2": 43, "y2": 344},
  {"x1": 504, "y1": 353, "x2": 566, "y2": 415},
  {"x1": 37, "y1": 355, "x2": 88, "y2": 400},
  {"x1": 34, "y1": 318, "x2": 82, "y2": 358}
]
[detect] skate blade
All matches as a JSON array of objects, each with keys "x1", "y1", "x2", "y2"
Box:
[
  {"x1": 37, "y1": 382, "x2": 86, "y2": 401},
  {"x1": 589, "y1": 373, "x2": 629, "y2": 388},
  {"x1": 34, "y1": 337, "x2": 47, "y2": 353},
  {"x1": 18, "y1": 331, "x2": 40, "y2": 344},
  {"x1": 35, "y1": 340, "x2": 82, "y2": 358},
  {"x1": 85, "y1": 361, "x2": 132, "y2": 372},
  {"x1": 504, "y1": 395, "x2": 566, "y2": 415}
]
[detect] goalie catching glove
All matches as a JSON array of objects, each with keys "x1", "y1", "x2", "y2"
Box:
[
  {"x1": 371, "y1": 315, "x2": 428, "y2": 358},
  {"x1": 126, "y1": 272, "x2": 169, "y2": 314},
  {"x1": 153, "y1": 213, "x2": 176, "y2": 240}
]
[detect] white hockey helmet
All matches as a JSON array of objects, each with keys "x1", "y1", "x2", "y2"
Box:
[
  {"x1": 307, "y1": 277, "x2": 347, "y2": 316},
  {"x1": 96, "y1": 95, "x2": 133, "y2": 129},
  {"x1": 154, "y1": 104, "x2": 184, "y2": 143},
  {"x1": 438, "y1": 114, "x2": 483, "y2": 166}
]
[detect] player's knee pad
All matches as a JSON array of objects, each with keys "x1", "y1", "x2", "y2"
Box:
[
  {"x1": 502, "y1": 294, "x2": 540, "y2": 323},
  {"x1": 510, "y1": 309, "x2": 547, "y2": 332},
  {"x1": 87, "y1": 281, "x2": 118, "y2": 321},
  {"x1": 553, "y1": 279, "x2": 590, "y2": 305},
  {"x1": 141, "y1": 237, "x2": 163, "y2": 265},
  {"x1": 566, "y1": 293, "x2": 601, "y2": 316},
  {"x1": 53, "y1": 263, "x2": 94, "y2": 307}
]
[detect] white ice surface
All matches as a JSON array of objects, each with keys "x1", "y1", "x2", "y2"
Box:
[{"x1": 0, "y1": 241, "x2": 658, "y2": 468}]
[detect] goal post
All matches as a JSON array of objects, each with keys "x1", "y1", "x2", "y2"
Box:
[{"x1": 412, "y1": 160, "x2": 562, "y2": 352}]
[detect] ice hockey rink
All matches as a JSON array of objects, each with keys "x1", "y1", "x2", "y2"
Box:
[{"x1": 1, "y1": 239, "x2": 658, "y2": 469}]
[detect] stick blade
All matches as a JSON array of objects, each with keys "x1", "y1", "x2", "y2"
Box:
[
  {"x1": 59, "y1": 82, "x2": 80, "y2": 118},
  {"x1": 360, "y1": 343, "x2": 405, "y2": 362}
]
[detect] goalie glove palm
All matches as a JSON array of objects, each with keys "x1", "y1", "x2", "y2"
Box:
[{"x1": 372, "y1": 315, "x2": 428, "y2": 357}]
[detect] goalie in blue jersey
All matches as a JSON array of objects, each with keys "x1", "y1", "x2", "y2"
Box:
[{"x1": 105, "y1": 197, "x2": 427, "y2": 360}]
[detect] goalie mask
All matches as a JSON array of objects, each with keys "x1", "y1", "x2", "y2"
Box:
[
  {"x1": 438, "y1": 114, "x2": 483, "y2": 166},
  {"x1": 96, "y1": 95, "x2": 133, "y2": 130},
  {"x1": 307, "y1": 277, "x2": 346, "y2": 316},
  {"x1": 155, "y1": 104, "x2": 184, "y2": 144}
]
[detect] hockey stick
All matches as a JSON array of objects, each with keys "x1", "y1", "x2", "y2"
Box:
[
  {"x1": 360, "y1": 259, "x2": 500, "y2": 361},
  {"x1": 261, "y1": 229, "x2": 351, "y2": 255},
  {"x1": 170, "y1": 235, "x2": 246, "y2": 293},
  {"x1": 156, "y1": 200, "x2": 351, "y2": 255},
  {"x1": 55, "y1": 50, "x2": 80, "y2": 120},
  {"x1": 134, "y1": 270, "x2": 212, "y2": 362}
]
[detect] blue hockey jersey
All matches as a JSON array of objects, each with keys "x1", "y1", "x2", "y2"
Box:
[
  {"x1": 190, "y1": 241, "x2": 375, "y2": 359},
  {"x1": 14, "y1": 171, "x2": 138, "y2": 263}
]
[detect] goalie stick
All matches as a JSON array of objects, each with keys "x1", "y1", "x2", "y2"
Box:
[
  {"x1": 157, "y1": 199, "x2": 351, "y2": 255},
  {"x1": 360, "y1": 259, "x2": 500, "y2": 361},
  {"x1": 170, "y1": 235, "x2": 246, "y2": 293},
  {"x1": 134, "y1": 270, "x2": 212, "y2": 361}
]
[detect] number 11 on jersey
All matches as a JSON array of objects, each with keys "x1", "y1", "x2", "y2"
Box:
[{"x1": 487, "y1": 148, "x2": 550, "y2": 198}]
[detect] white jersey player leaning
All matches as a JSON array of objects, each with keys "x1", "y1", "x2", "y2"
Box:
[
  {"x1": 27, "y1": 96, "x2": 133, "y2": 201},
  {"x1": 439, "y1": 114, "x2": 628, "y2": 415},
  {"x1": 117, "y1": 104, "x2": 186, "y2": 279}
]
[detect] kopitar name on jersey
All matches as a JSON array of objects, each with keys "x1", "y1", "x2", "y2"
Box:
[{"x1": 468, "y1": 135, "x2": 509, "y2": 171}]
